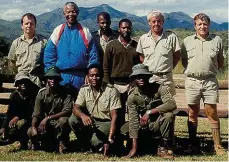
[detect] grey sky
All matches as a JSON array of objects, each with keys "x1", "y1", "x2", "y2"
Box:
[{"x1": 0, "y1": 0, "x2": 228, "y2": 23}]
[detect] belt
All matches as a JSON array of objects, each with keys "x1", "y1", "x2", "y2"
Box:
[{"x1": 153, "y1": 72, "x2": 171, "y2": 76}]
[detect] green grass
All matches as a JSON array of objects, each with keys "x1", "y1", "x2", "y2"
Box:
[{"x1": 0, "y1": 117, "x2": 228, "y2": 161}]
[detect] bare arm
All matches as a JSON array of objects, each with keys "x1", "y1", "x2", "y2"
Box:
[
  {"x1": 218, "y1": 52, "x2": 224, "y2": 69},
  {"x1": 108, "y1": 109, "x2": 118, "y2": 142},
  {"x1": 72, "y1": 104, "x2": 92, "y2": 126}
]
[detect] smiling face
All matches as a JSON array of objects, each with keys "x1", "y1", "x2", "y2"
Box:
[
  {"x1": 63, "y1": 4, "x2": 79, "y2": 26},
  {"x1": 149, "y1": 16, "x2": 164, "y2": 35},
  {"x1": 194, "y1": 19, "x2": 210, "y2": 39},
  {"x1": 88, "y1": 68, "x2": 102, "y2": 87},
  {"x1": 119, "y1": 21, "x2": 132, "y2": 39}
]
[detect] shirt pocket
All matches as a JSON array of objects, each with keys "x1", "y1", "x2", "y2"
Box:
[
  {"x1": 210, "y1": 47, "x2": 219, "y2": 59},
  {"x1": 15, "y1": 48, "x2": 26, "y2": 66},
  {"x1": 141, "y1": 44, "x2": 151, "y2": 57},
  {"x1": 161, "y1": 44, "x2": 172, "y2": 56},
  {"x1": 186, "y1": 46, "x2": 196, "y2": 59},
  {"x1": 99, "y1": 98, "x2": 110, "y2": 113}
]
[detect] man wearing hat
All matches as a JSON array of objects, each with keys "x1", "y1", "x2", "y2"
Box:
[
  {"x1": 27, "y1": 67, "x2": 73, "y2": 153},
  {"x1": 0, "y1": 73, "x2": 38, "y2": 149},
  {"x1": 125, "y1": 64, "x2": 177, "y2": 159}
]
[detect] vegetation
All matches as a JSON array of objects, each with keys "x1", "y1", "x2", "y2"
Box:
[{"x1": 0, "y1": 117, "x2": 227, "y2": 161}]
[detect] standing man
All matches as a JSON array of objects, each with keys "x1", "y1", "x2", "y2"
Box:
[
  {"x1": 8, "y1": 13, "x2": 47, "y2": 88},
  {"x1": 125, "y1": 64, "x2": 176, "y2": 159},
  {"x1": 27, "y1": 68, "x2": 73, "y2": 153},
  {"x1": 136, "y1": 10, "x2": 181, "y2": 95},
  {"x1": 103, "y1": 19, "x2": 140, "y2": 122},
  {"x1": 44, "y1": 2, "x2": 99, "y2": 98},
  {"x1": 181, "y1": 13, "x2": 225, "y2": 155},
  {"x1": 68, "y1": 64, "x2": 122, "y2": 156},
  {"x1": 92, "y1": 12, "x2": 119, "y2": 64}
]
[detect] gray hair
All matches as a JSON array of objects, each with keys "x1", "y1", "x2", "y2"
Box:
[
  {"x1": 147, "y1": 10, "x2": 164, "y2": 22},
  {"x1": 64, "y1": 1, "x2": 79, "y2": 10}
]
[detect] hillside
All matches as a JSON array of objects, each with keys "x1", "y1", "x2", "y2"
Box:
[{"x1": 0, "y1": 4, "x2": 228, "y2": 41}]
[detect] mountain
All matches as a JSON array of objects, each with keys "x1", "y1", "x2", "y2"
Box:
[{"x1": 0, "y1": 4, "x2": 228, "y2": 41}]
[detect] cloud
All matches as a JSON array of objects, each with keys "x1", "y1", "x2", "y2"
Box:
[{"x1": 0, "y1": 0, "x2": 228, "y2": 23}]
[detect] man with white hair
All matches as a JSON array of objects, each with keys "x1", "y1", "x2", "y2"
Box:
[{"x1": 136, "y1": 10, "x2": 181, "y2": 95}]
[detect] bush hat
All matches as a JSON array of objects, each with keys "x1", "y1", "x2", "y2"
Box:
[
  {"x1": 14, "y1": 72, "x2": 33, "y2": 87},
  {"x1": 44, "y1": 67, "x2": 62, "y2": 81},
  {"x1": 129, "y1": 64, "x2": 152, "y2": 78}
]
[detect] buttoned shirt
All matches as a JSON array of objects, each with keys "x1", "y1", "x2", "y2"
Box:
[
  {"x1": 75, "y1": 84, "x2": 122, "y2": 120},
  {"x1": 8, "y1": 34, "x2": 47, "y2": 87},
  {"x1": 32, "y1": 86, "x2": 73, "y2": 118},
  {"x1": 127, "y1": 83, "x2": 177, "y2": 138},
  {"x1": 136, "y1": 30, "x2": 181, "y2": 73},
  {"x1": 181, "y1": 34, "x2": 224, "y2": 78}
]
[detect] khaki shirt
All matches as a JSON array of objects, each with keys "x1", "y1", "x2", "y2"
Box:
[
  {"x1": 32, "y1": 86, "x2": 73, "y2": 118},
  {"x1": 136, "y1": 30, "x2": 181, "y2": 73},
  {"x1": 75, "y1": 84, "x2": 122, "y2": 120},
  {"x1": 127, "y1": 83, "x2": 177, "y2": 138},
  {"x1": 181, "y1": 34, "x2": 223, "y2": 78},
  {"x1": 8, "y1": 34, "x2": 47, "y2": 86}
]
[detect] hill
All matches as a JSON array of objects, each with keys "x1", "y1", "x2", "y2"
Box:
[{"x1": 0, "y1": 4, "x2": 228, "y2": 41}]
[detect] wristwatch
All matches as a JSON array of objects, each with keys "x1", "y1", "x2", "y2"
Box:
[{"x1": 146, "y1": 110, "x2": 152, "y2": 115}]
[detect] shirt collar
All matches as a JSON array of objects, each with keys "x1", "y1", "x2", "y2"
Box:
[
  {"x1": 20, "y1": 34, "x2": 38, "y2": 41},
  {"x1": 194, "y1": 33, "x2": 213, "y2": 40},
  {"x1": 118, "y1": 36, "x2": 132, "y2": 48}
]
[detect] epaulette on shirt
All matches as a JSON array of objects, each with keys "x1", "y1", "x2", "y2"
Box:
[
  {"x1": 164, "y1": 30, "x2": 178, "y2": 36},
  {"x1": 38, "y1": 87, "x2": 46, "y2": 94},
  {"x1": 106, "y1": 83, "x2": 114, "y2": 88}
]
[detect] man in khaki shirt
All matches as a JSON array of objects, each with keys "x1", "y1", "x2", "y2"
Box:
[
  {"x1": 8, "y1": 13, "x2": 47, "y2": 88},
  {"x1": 136, "y1": 10, "x2": 181, "y2": 95},
  {"x1": 181, "y1": 13, "x2": 225, "y2": 155},
  {"x1": 68, "y1": 64, "x2": 122, "y2": 156}
]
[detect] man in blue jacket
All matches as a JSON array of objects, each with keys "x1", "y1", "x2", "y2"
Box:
[{"x1": 44, "y1": 2, "x2": 99, "y2": 99}]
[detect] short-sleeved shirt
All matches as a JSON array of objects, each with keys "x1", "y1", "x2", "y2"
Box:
[
  {"x1": 75, "y1": 84, "x2": 122, "y2": 120},
  {"x1": 32, "y1": 86, "x2": 73, "y2": 119},
  {"x1": 136, "y1": 30, "x2": 181, "y2": 73},
  {"x1": 127, "y1": 83, "x2": 177, "y2": 138},
  {"x1": 8, "y1": 34, "x2": 47, "y2": 86},
  {"x1": 92, "y1": 30, "x2": 119, "y2": 63},
  {"x1": 181, "y1": 34, "x2": 223, "y2": 78}
]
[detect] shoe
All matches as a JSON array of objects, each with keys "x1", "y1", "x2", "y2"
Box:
[
  {"x1": 0, "y1": 137, "x2": 14, "y2": 146},
  {"x1": 59, "y1": 141, "x2": 67, "y2": 154},
  {"x1": 214, "y1": 144, "x2": 226, "y2": 155},
  {"x1": 157, "y1": 147, "x2": 174, "y2": 159},
  {"x1": 184, "y1": 145, "x2": 200, "y2": 155}
]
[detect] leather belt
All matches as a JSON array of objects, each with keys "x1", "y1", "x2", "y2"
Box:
[{"x1": 153, "y1": 72, "x2": 171, "y2": 75}]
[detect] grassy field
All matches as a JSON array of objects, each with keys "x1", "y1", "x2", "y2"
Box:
[{"x1": 0, "y1": 116, "x2": 228, "y2": 161}]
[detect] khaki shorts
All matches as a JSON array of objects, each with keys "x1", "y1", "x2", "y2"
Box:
[
  {"x1": 185, "y1": 77, "x2": 219, "y2": 104},
  {"x1": 149, "y1": 72, "x2": 176, "y2": 96}
]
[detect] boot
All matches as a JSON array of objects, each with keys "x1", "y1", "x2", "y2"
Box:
[
  {"x1": 157, "y1": 138, "x2": 174, "y2": 159},
  {"x1": 58, "y1": 141, "x2": 67, "y2": 154}
]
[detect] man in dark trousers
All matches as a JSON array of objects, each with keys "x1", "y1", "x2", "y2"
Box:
[
  {"x1": 27, "y1": 67, "x2": 73, "y2": 153},
  {"x1": 0, "y1": 73, "x2": 38, "y2": 150},
  {"x1": 68, "y1": 64, "x2": 122, "y2": 156},
  {"x1": 125, "y1": 64, "x2": 177, "y2": 159}
]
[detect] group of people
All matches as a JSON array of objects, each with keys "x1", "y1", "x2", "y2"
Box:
[{"x1": 0, "y1": 1, "x2": 226, "y2": 159}]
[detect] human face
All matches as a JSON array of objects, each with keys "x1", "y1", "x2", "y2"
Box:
[
  {"x1": 64, "y1": 5, "x2": 79, "y2": 25},
  {"x1": 119, "y1": 22, "x2": 132, "y2": 39},
  {"x1": 88, "y1": 68, "x2": 101, "y2": 87},
  {"x1": 98, "y1": 15, "x2": 111, "y2": 32},
  {"x1": 47, "y1": 78, "x2": 59, "y2": 88},
  {"x1": 194, "y1": 19, "x2": 210, "y2": 39},
  {"x1": 17, "y1": 79, "x2": 31, "y2": 93},
  {"x1": 149, "y1": 16, "x2": 163, "y2": 34},
  {"x1": 21, "y1": 16, "x2": 36, "y2": 36},
  {"x1": 135, "y1": 75, "x2": 151, "y2": 87}
]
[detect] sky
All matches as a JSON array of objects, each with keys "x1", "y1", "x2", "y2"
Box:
[{"x1": 0, "y1": 0, "x2": 228, "y2": 23}]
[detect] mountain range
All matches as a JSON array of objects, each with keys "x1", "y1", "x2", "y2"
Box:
[{"x1": 0, "y1": 4, "x2": 228, "y2": 41}]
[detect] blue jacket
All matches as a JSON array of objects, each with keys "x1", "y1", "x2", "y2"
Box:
[{"x1": 44, "y1": 23, "x2": 99, "y2": 72}]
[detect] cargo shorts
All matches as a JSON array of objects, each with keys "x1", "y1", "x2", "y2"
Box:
[{"x1": 185, "y1": 76, "x2": 219, "y2": 104}]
